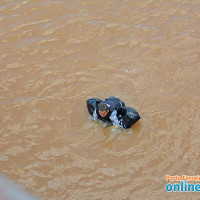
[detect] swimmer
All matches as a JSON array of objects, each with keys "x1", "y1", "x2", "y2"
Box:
[
  {"x1": 92, "y1": 97, "x2": 124, "y2": 127},
  {"x1": 87, "y1": 97, "x2": 140, "y2": 129}
]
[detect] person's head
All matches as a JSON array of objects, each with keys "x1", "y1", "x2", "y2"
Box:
[{"x1": 98, "y1": 103, "x2": 109, "y2": 118}]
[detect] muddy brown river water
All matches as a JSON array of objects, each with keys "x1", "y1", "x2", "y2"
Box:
[{"x1": 0, "y1": 0, "x2": 200, "y2": 199}]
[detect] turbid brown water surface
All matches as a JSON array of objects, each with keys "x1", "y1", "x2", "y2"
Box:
[{"x1": 0, "y1": 0, "x2": 200, "y2": 199}]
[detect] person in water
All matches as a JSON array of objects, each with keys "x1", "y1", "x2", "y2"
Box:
[{"x1": 92, "y1": 98, "x2": 123, "y2": 126}]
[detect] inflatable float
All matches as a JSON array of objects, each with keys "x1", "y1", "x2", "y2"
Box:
[{"x1": 86, "y1": 97, "x2": 140, "y2": 129}]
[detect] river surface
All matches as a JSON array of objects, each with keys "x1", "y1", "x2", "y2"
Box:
[{"x1": 0, "y1": 0, "x2": 200, "y2": 199}]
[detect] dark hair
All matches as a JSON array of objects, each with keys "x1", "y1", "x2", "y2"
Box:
[{"x1": 98, "y1": 103, "x2": 108, "y2": 112}]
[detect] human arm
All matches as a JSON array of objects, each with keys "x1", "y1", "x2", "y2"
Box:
[
  {"x1": 92, "y1": 109, "x2": 98, "y2": 121},
  {"x1": 109, "y1": 110, "x2": 120, "y2": 126}
]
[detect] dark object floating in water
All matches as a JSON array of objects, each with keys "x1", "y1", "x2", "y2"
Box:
[{"x1": 86, "y1": 97, "x2": 140, "y2": 129}]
